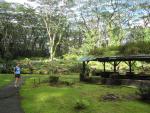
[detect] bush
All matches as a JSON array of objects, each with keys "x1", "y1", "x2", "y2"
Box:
[
  {"x1": 63, "y1": 54, "x2": 79, "y2": 60},
  {"x1": 74, "y1": 99, "x2": 90, "y2": 110},
  {"x1": 89, "y1": 46, "x2": 119, "y2": 56},
  {"x1": 119, "y1": 41, "x2": 150, "y2": 55},
  {"x1": 39, "y1": 69, "x2": 49, "y2": 75},
  {"x1": 3, "y1": 51, "x2": 13, "y2": 60},
  {"x1": 89, "y1": 47, "x2": 105, "y2": 56},
  {"x1": 32, "y1": 69, "x2": 41, "y2": 74},
  {"x1": 137, "y1": 83, "x2": 150, "y2": 101},
  {"x1": 49, "y1": 75, "x2": 59, "y2": 84},
  {"x1": 0, "y1": 62, "x2": 14, "y2": 74},
  {"x1": 103, "y1": 50, "x2": 119, "y2": 56},
  {"x1": 0, "y1": 57, "x2": 5, "y2": 63},
  {"x1": 69, "y1": 63, "x2": 82, "y2": 73},
  {"x1": 89, "y1": 41, "x2": 150, "y2": 56},
  {"x1": 121, "y1": 46, "x2": 140, "y2": 55},
  {"x1": 21, "y1": 68, "x2": 30, "y2": 74}
]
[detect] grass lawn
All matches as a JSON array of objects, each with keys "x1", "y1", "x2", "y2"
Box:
[
  {"x1": 20, "y1": 74, "x2": 150, "y2": 113},
  {"x1": 0, "y1": 74, "x2": 13, "y2": 89}
]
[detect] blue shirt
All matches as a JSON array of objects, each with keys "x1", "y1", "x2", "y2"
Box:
[{"x1": 14, "y1": 66, "x2": 21, "y2": 74}]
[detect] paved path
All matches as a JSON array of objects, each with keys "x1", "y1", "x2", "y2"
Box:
[{"x1": 0, "y1": 79, "x2": 24, "y2": 113}]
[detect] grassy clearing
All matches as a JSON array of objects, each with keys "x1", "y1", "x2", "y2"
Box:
[
  {"x1": 0, "y1": 74, "x2": 13, "y2": 89},
  {"x1": 20, "y1": 74, "x2": 150, "y2": 113}
]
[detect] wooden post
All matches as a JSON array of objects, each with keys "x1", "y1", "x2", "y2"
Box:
[
  {"x1": 104, "y1": 62, "x2": 106, "y2": 72},
  {"x1": 114, "y1": 61, "x2": 117, "y2": 72},
  {"x1": 129, "y1": 61, "x2": 132, "y2": 73},
  {"x1": 80, "y1": 61, "x2": 86, "y2": 81},
  {"x1": 83, "y1": 61, "x2": 86, "y2": 73}
]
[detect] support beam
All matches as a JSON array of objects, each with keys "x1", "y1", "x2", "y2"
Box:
[
  {"x1": 108, "y1": 61, "x2": 121, "y2": 72},
  {"x1": 83, "y1": 61, "x2": 86, "y2": 73},
  {"x1": 103, "y1": 62, "x2": 106, "y2": 72},
  {"x1": 80, "y1": 61, "x2": 86, "y2": 81},
  {"x1": 114, "y1": 61, "x2": 117, "y2": 72},
  {"x1": 129, "y1": 61, "x2": 132, "y2": 73}
]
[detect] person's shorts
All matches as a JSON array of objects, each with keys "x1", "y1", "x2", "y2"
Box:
[{"x1": 15, "y1": 74, "x2": 21, "y2": 78}]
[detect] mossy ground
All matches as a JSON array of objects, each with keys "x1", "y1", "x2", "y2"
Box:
[
  {"x1": 0, "y1": 74, "x2": 13, "y2": 89},
  {"x1": 20, "y1": 74, "x2": 150, "y2": 113}
]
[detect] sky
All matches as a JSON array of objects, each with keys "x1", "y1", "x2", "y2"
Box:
[
  {"x1": 0, "y1": 0, "x2": 149, "y2": 27},
  {"x1": 0, "y1": 0, "x2": 40, "y2": 8}
]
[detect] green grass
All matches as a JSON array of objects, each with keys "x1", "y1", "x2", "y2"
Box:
[
  {"x1": 0, "y1": 74, "x2": 13, "y2": 89},
  {"x1": 20, "y1": 74, "x2": 150, "y2": 113}
]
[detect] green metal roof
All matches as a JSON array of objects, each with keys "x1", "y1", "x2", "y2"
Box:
[
  {"x1": 78, "y1": 56, "x2": 97, "y2": 62},
  {"x1": 79, "y1": 55, "x2": 150, "y2": 62}
]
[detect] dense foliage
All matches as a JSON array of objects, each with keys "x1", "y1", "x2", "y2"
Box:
[
  {"x1": 89, "y1": 41, "x2": 150, "y2": 56},
  {"x1": 137, "y1": 83, "x2": 150, "y2": 101},
  {"x1": 0, "y1": 0, "x2": 149, "y2": 74},
  {"x1": 0, "y1": 0, "x2": 149, "y2": 60}
]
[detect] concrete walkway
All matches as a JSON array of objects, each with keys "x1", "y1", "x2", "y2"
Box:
[{"x1": 0, "y1": 80, "x2": 24, "y2": 113}]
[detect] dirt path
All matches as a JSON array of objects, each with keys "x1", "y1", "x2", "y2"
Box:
[{"x1": 0, "y1": 79, "x2": 24, "y2": 113}]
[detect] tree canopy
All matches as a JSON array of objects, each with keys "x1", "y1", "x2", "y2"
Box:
[{"x1": 0, "y1": 0, "x2": 149, "y2": 60}]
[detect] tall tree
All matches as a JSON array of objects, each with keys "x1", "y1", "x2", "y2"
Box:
[{"x1": 38, "y1": 0, "x2": 69, "y2": 60}]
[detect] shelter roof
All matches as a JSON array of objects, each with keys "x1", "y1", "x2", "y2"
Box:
[{"x1": 79, "y1": 55, "x2": 150, "y2": 62}]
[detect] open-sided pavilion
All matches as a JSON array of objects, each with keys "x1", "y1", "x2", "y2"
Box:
[{"x1": 80, "y1": 55, "x2": 150, "y2": 81}]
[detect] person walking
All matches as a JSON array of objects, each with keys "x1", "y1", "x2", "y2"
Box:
[{"x1": 14, "y1": 63, "x2": 21, "y2": 88}]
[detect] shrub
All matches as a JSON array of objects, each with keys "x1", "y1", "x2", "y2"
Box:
[
  {"x1": 89, "y1": 46, "x2": 119, "y2": 56},
  {"x1": 3, "y1": 51, "x2": 13, "y2": 60},
  {"x1": 21, "y1": 68, "x2": 30, "y2": 74},
  {"x1": 0, "y1": 57, "x2": 5, "y2": 63},
  {"x1": 74, "y1": 99, "x2": 90, "y2": 110},
  {"x1": 89, "y1": 47, "x2": 105, "y2": 56},
  {"x1": 39, "y1": 69, "x2": 49, "y2": 75},
  {"x1": 49, "y1": 75, "x2": 59, "y2": 84},
  {"x1": 69, "y1": 63, "x2": 82, "y2": 73},
  {"x1": 63, "y1": 54, "x2": 79, "y2": 60},
  {"x1": 137, "y1": 83, "x2": 150, "y2": 101},
  {"x1": 0, "y1": 62, "x2": 14, "y2": 73},
  {"x1": 124, "y1": 46, "x2": 140, "y2": 55},
  {"x1": 119, "y1": 41, "x2": 150, "y2": 55},
  {"x1": 61, "y1": 81, "x2": 75, "y2": 86},
  {"x1": 103, "y1": 50, "x2": 119, "y2": 56}
]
